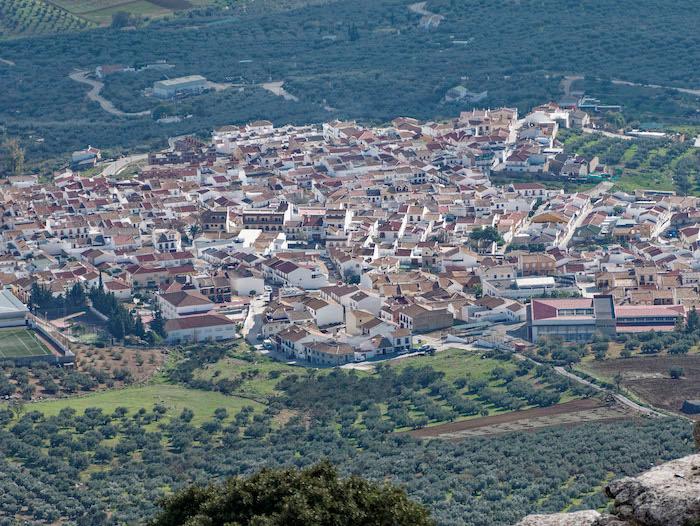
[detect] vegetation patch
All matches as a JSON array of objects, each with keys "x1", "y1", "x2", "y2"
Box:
[{"x1": 31, "y1": 383, "x2": 264, "y2": 424}]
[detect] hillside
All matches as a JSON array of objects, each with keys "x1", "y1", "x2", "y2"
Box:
[
  {"x1": 1, "y1": 0, "x2": 700, "y2": 162},
  {"x1": 0, "y1": 341, "x2": 694, "y2": 525},
  {"x1": 0, "y1": 0, "x2": 93, "y2": 38}
]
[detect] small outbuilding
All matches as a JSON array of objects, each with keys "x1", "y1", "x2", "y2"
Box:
[{"x1": 681, "y1": 400, "x2": 700, "y2": 415}]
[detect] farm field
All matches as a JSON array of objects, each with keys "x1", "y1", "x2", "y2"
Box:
[
  {"x1": 560, "y1": 130, "x2": 699, "y2": 195},
  {"x1": 0, "y1": 0, "x2": 93, "y2": 37},
  {"x1": 0, "y1": 327, "x2": 53, "y2": 359},
  {"x1": 405, "y1": 398, "x2": 634, "y2": 439},
  {"x1": 32, "y1": 382, "x2": 264, "y2": 424},
  {"x1": 55, "y1": 0, "x2": 178, "y2": 24},
  {"x1": 579, "y1": 355, "x2": 700, "y2": 416}
]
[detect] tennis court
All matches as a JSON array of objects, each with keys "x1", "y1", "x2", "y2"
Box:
[{"x1": 0, "y1": 328, "x2": 52, "y2": 359}]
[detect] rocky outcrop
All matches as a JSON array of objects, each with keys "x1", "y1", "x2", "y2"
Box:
[
  {"x1": 602, "y1": 453, "x2": 700, "y2": 526},
  {"x1": 515, "y1": 510, "x2": 601, "y2": 526},
  {"x1": 515, "y1": 454, "x2": 700, "y2": 526}
]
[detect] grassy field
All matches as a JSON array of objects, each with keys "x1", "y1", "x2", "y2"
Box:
[
  {"x1": 0, "y1": 327, "x2": 52, "y2": 358},
  {"x1": 390, "y1": 348, "x2": 514, "y2": 383},
  {"x1": 387, "y1": 348, "x2": 580, "y2": 421},
  {"x1": 32, "y1": 383, "x2": 264, "y2": 424},
  {"x1": 195, "y1": 355, "x2": 299, "y2": 400}
]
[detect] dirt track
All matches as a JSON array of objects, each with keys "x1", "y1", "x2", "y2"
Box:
[
  {"x1": 585, "y1": 355, "x2": 700, "y2": 417},
  {"x1": 69, "y1": 70, "x2": 151, "y2": 117},
  {"x1": 403, "y1": 398, "x2": 634, "y2": 439}
]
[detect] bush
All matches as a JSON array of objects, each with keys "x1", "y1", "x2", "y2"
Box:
[
  {"x1": 149, "y1": 461, "x2": 435, "y2": 526},
  {"x1": 669, "y1": 366, "x2": 684, "y2": 379}
]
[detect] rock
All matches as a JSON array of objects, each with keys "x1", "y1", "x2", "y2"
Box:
[
  {"x1": 513, "y1": 454, "x2": 700, "y2": 526},
  {"x1": 592, "y1": 518, "x2": 631, "y2": 526},
  {"x1": 605, "y1": 453, "x2": 700, "y2": 526},
  {"x1": 515, "y1": 510, "x2": 601, "y2": 526}
]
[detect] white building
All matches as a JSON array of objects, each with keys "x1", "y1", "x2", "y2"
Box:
[
  {"x1": 157, "y1": 290, "x2": 214, "y2": 319},
  {"x1": 152, "y1": 229, "x2": 182, "y2": 253},
  {"x1": 0, "y1": 289, "x2": 28, "y2": 328},
  {"x1": 164, "y1": 313, "x2": 236, "y2": 343},
  {"x1": 229, "y1": 268, "x2": 264, "y2": 296}
]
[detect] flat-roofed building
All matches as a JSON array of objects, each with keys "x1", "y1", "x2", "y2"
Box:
[
  {"x1": 153, "y1": 75, "x2": 208, "y2": 99},
  {"x1": 527, "y1": 295, "x2": 684, "y2": 342},
  {"x1": 164, "y1": 313, "x2": 236, "y2": 343},
  {"x1": 0, "y1": 289, "x2": 28, "y2": 328}
]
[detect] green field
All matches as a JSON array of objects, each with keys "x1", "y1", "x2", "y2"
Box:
[
  {"x1": 194, "y1": 355, "x2": 300, "y2": 400},
  {"x1": 32, "y1": 383, "x2": 264, "y2": 424},
  {"x1": 0, "y1": 327, "x2": 52, "y2": 359}
]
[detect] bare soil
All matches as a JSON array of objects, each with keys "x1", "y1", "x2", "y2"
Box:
[
  {"x1": 74, "y1": 343, "x2": 166, "y2": 384},
  {"x1": 585, "y1": 355, "x2": 700, "y2": 417},
  {"x1": 403, "y1": 398, "x2": 634, "y2": 439}
]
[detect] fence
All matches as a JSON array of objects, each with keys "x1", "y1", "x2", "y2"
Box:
[{"x1": 26, "y1": 313, "x2": 75, "y2": 365}]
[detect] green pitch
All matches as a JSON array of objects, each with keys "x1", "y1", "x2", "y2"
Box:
[{"x1": 0, "y1": 328, "x2": 52, "y2": 359}]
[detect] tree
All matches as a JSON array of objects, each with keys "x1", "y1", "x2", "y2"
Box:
[
  {"x1": 0, "y1": 137, "x2": 24, "y2": 177},
  {"x1": 111, "y1": 11, "x2": 132, "y2": 28},
  {"x1": 151, "y1": 308, "x2": 166, "y2": 338},
  {"x1": 65, "y1": 283, "x2": 86, "y2": 311},
  {"x1": 187, "y1": 223, "x2": 201, "y2": 240},
  {"x1": 613, "y1": 371, "x2": 623, "y2": 391},
  {"x1": 669, "y1": 366, "x2": 684, "y2": 379},
  {"x1": 686, "y1": 306, "x2": 699, "y2": 333},
  {"x1": 150, "y1": 461, "x2": 435, "y2": 526},
  {"x1": 468, "y1": 226, "x2": 504, "y2": 250}
]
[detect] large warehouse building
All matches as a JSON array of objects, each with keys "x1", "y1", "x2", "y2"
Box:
[
  {"x1": 527, "y1": 295, "x2": 685, "y2": 342},
  {"x1": 0, "y1": 289, "x2": 28, "y2": 328},
  {"x1": 153, "y1": 75, "x2": 209, "y2": 99}
]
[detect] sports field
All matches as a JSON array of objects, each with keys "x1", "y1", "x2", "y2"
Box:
[{"x1": 0, "y1": 328, "x2": 52, "y2": 359}]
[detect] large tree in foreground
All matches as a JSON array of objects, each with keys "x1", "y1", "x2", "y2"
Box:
[{"x1": 149, "y1": 461, "x2": 434, "y2": 526}]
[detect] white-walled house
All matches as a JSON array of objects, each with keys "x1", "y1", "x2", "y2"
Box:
[
  {"x1": 229, "y1": 268, "x2": 264, "y2": 296},
  {"x1": 152, "y1": 229, "x2": 182, "y2": 253},
  {"x1": 164, "y1": 313, "x2": 237, "y2": 343},
  {"x1": 263, "y1": 258, "x2": 329, "y2": 289},
  {"x1": 103, "y1": 279, "x2": 132, "y2": 301},
  {"x1": 157, "y1": 290, "x2": 214, "y2": 319},
  {"x1": 302, "y1": 297, "x2": 343, "y2": 327}
]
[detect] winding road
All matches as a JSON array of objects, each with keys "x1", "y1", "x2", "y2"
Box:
[
  {"x1": 69, "y1": 70, "x2": 151, "y2": 118},
  {"x1": 408, "y1": 1, "x2": 444, "y2": 28}
]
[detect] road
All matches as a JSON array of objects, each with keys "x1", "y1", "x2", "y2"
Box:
[
  {"x1": 585, "y1": 181, "x2": 614, "y2": 198},
  {"x1": 242, "y1": 296, "x2": 267, "y2": 344},
  {"x1": 261, "y1": 81, "x2": 299, "y2": 102},
  {"x1": 69, "y1": 70, "x2": 151, "y2": 118},
  {"x1": 611, "y1": 78, "x2": 700, "y2": 98},
  {"x1": 582, "y1": 127, "x2": 634, "y2": 140},
  {"x1": 408, "y1": 1, "x2": 444, "y2": 28},
  {"x1": 553, "y1": 366, "x2": 664, "y2": 417},
  {"x1": 556, "y1": 202, "x2": 590, "y2": 249},
  {"x1": 560, "y1": 75, "x2": 583, "y2": 97},
  {"x1": 100, "y1": 154, "x2": 148, "y2": 177}
]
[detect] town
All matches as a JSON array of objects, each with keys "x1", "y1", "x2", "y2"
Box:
[{"x1": 1, "y1": 101, "x2": 698, "y2": 370}]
